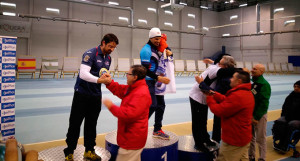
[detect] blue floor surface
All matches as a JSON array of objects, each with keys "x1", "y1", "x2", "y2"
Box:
[{"x1": 14, "y1": 75, "x2": 300, "y2": 145}]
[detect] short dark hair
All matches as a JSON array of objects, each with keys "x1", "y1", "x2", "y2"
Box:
[
  {"x1": 101, "y1": 33, "x2": 119, "y2": 45},
  {"x1": 131, "y1": 65, "x2": 147, "y2": 80},
  {"x1": 235, "y1": 70, "x2": 250, "y2": 83}
]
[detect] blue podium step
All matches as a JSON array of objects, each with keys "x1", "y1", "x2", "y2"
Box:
[
  {"x1": 38, "y1": 145, "x2": 111, "y2": 161},
  {"x1": 178, "y1": 135, "x2": 219, "y2": 161},
  {"x1": 105, "y1": 128, "x2": 179, "y2": 161}
]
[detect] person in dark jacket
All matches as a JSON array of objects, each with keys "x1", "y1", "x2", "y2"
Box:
[
  {"x1": 273, "y1": 80, "x2": 300, "y2": 152},
  {"x1": 103, "y1": 65, "x2": 152, "y2": 161}
]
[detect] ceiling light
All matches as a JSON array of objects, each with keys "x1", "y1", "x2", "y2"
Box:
[
  {"x1": 138, "y1": 19, "x2": 147, "y2": 24},
  {"x1": 187, "y1": 25, "x2": 195, "y2": 30},
  {"x1": 284, "y1": 20, "x2": 295, "y2": 26},
  {"x1": 202, "y1": 27, "x2": 209, "y2": 31},
  {"x1": 118, "y1": 17, "x2": 128, "y2": 22},
  {"x1": 230, "y1": 0, "x2": 234, "y2": 3},
  {"x1": 200, "y1": 6, "x2": 208, "y2": 9},
  {"x1": 274, "y1": 8, "x2": 284, "y2": 14},
  {"x1": 179, "y1": 2, "x2": 187, "y2": 6},
  {"x1": 147, "y1": 8, "x2": 156, "y2": 13},
  {"x1": 108, "y1": 1, "x2": 119, "y2": 5},
  {"x1": 0, "y1": 2, "x2": 16, "y2": 7},
  {"x1": 188, "y1": 13, "x2": 195, "y2": 19},
  {"x1": 222, "y1": 33, "x2": 230, "y2": 37},
  {"x1": 2, "y1": 12, "x2": 15, "y2": 16},
  {"x1": 164, "y1": 10, "x2": 173, "y2": 15},
  {"x1": 230, "y1": 15, "x2": 238, "y2": 21},
  {"x1": 164, "y1": 22, "x2": 173, "y2": 27},
  {"x1": 46, "y1": 8, "x2": 60, "y2": 14},
  {"x1": 225, "y1": 1, "x2": 229, "y2": 4},
  {"x1": 239, "y1": 3, "x2": 247, "y2": 7}
]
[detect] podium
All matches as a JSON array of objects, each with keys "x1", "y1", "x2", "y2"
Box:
[
  {"x1": 178, "y1": 135, "x2": 219, "y2": 161},
  {"x1": 105, "y1": 128, "x2": 179, "y2": 161},
  {"x1": 38, "y1": 145, "x2": 111, "y2": 161}
]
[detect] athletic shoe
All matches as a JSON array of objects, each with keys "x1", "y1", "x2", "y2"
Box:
[
  {"x1": 153, "y1": 130, "x2": 170, "y2": 140},
  {"x1": 83, "y1": 151, "x2": 102, "y2": 161},
  {"x1": 65, "y1": 154, "x2": 74, "y2": 161}
]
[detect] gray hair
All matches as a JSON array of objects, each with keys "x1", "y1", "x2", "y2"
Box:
[{"x1": 222, "y1": 55, "x2": 236, "y2": 68}]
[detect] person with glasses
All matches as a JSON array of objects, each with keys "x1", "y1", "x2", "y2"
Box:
[
  {"x1": 272, "y1": 80, "x2": 300, "y2": 153},
  {"x1": 102, "y1": 65, "x2": 152, "y2": 161},
  {"x1": 140, "y1": 27, "x2": 171, "y2": 140},
  {"x1": 64, "y1": 33, "x2": 118, "y2": 161}
]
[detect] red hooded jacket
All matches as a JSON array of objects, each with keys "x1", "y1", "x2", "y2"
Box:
[
  {"x1": 106, "y1": 79, "x2": 151, "y2": 149},
  {"x1": 207, "y1": 83, "x2": 255, "y2": 146}
]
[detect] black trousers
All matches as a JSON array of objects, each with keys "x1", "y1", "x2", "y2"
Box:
[
  {"x1": 189, "y1": 97, "x2": 211, "y2": 146},
  {"x1": 212, "y1": 115, "x2": 221, "y2": 143},
  {"x1": 273, "y1": 117, "x2": 300, "y2": 150},
  {"x1": 64, "y1": 91, "x2": 102, "y2": 155},
  {"x1": 147, "y1": 80, "x2": 166, "y2": 132}
]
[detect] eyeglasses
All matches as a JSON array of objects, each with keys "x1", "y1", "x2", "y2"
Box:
[{"x1": 126, "y1": 73, "x2": 133, "y2": 76}]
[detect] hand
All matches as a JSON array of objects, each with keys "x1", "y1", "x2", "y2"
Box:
[
  {"x1": 252, "y1": 118, "x2": 259, "y2": 125},
  {"x1": 102, "y1": 98, "x2": 113, "y2": 110},
  {"x1": 98, "y1": 73, "x2": 112, "y2": 84},
  {"x1": 166, "y1": 50, "x2": 173, "y2": 56},
  {"x1": 158, "y1": 76, "x2": 170, "y2": 84},
  {"x1": 242, "y1": 67, "x2": 250, "y2": 73},
  {"x1": 195, "y1": 76, "x2": 204, "y2": 84},
  {"x1": 203, "y1": 58, "x2": 214, "y2": 64}
]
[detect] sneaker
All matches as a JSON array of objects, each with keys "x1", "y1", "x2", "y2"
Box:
[
  {"x1": 65, "y1": 154, "x2": 74, "y2": 161},
  {"x1": 83, "y1": 151, "x2": 102, "y2": 161},
  {"x1": 153, "y1": 130, "x2": 170, "y2": 140}
]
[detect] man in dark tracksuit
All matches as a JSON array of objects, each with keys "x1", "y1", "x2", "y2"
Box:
[
  {"x1": 140, "y1": 27, "x2": 170, "y2": 139},
  {"x1": 64, "y1": 34, "x2": 119, "y2": 161}
]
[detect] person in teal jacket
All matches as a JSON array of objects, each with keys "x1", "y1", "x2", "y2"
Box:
[{"x1": 248, "y1": 64, "x2": 271, "y2": 161}]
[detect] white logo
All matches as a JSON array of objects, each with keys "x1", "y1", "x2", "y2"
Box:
[{"x1": 2, "y1": 103, "x2": 15, "y2": 109}]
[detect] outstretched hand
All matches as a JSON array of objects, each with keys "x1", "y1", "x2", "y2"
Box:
[{"x1": 102, "y1": 98, "x2": 113, "y2": 110}]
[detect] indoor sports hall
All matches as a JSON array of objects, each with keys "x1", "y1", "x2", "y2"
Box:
[{"x1": 0, "y1": 0, "x2": 299, "y2": 160}]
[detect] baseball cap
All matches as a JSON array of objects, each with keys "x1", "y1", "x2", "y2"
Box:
[{"x1": 149, "y1": 27, "x2": 161, "y2": 38}]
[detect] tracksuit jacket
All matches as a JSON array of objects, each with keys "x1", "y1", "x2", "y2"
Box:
[{"x1": 251, "y1": 75, "x2": 271, "y2": 121}]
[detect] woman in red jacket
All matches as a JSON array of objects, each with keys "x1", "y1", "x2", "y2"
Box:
[
  {"x1": 205, "y1": 70, "x2": 255, "y2": 161},
  {"x1": 102, "y1": 65, "x2": 152, "y2": 161}
]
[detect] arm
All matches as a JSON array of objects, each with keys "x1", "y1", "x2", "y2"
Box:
[
  {"x1": 281, "y1": 93, "x2": 292, "y2": 117},
  {"x1": 106, "y1": 80, "x2": 129, "y2": 99},
  {"x1": 80, "y1": 64, "x2": 109, "y2": 84},
  {"x1": 105, "y1": 94, "x2": 150, "y2": 122},
  {"x1": 140, "y1": 46, "x2": 158, "y2": 80},
  {"x1": 207, "y1": 93, "x2": 241, "y2": 117}
]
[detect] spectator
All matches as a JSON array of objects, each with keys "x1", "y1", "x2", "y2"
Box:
[
  {"x1": 273, "y1": 80, "x2": 300, "y2": 152},
  {"x1": 102, "y1": 65, "x2": 152, "y2": 161},
  {"x1": 248, "y1": 64, "x2": 271, "y2": 161},
  {"x1": 206, "y1": 70, "x2": 255, "y2": 161}
]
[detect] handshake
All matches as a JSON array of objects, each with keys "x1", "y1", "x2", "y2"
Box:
[{"x1": 97, "y1": 68, "x2": 112, "y2": 84}]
